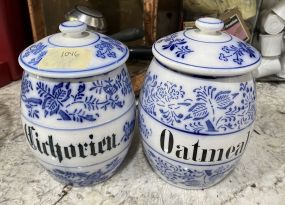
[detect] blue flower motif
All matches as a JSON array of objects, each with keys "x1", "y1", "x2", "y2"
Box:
[
  {"x1": 95, "y1": 37, "x2": 125, "y2": 59},
  {"x1": 95, "y1": 41, "x2": 116, "y2": 59},
  {"x1": 219, "y1": 42, "x2": 256, "y2": 65},
  {"x1": 49, "y1": 157, "x2": 122, "y2": 186},
  {"x1": 21, "y1": 74, "x2": 42, "y2": 118},
  {"x1": 233, "y1": 58, "x2": 243, "y2": 65},
  {"x1": 36, "y1": 82, "x2": 71, "y2": 117},
  {"x1": 161, "y1": 34, "x2": 193, "y2": 59},
  {"x1": 28, "y1": 50, "x2": 48, "y2": 65},
  {"x1": 138, "y1": 113, "x2": 152, "y2": 139},
  {"x1": 140, "y1": 72, "x2": 255, "y2": 134},
  {"x1": 121, "y1": 118, "x2": 135, "y2": 142},
  {"x1": 23, "y1": 42, "x2": 47, "y2": 58},
  {"x1": 102, "y1": 36, "x2": 125, "y2": 52},
  {"x1": 22, "y1": 42, "x2": 48, "y2": 66},
  {"x1": 21, "y1": 73, "x2": 33, "y2": 95},
  {"x1": 141, "y1": 73, "x2": 191, "y2": 126},
  {"x1": 219, "y1": 53, "x2": 228, "y2": 62},
  {"x1": 21, "y1": 68, "x2": 132, "y2": 122},
  {"x1": 145, "y1": 149, "x2": 234, "y2": 188}
]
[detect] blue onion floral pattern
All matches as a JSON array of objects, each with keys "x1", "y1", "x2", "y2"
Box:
[
  {"x1": 49, "y1": 157, "x2": 122, "y2": 186},
  {"x1": 21, "y1": 68, "x2": 132, "y2": 122},
  {"x1": 22, "y1": 42, "x2": 48, "y2": 66},
  {"x1": 140, "y1": 72, "x2": 255, "y2": 134},
  {"x1": 95, "y1": 36, "x2": 125, "y2": 59},
  {"x1": 145, "y1": 149, "x2": 234, "y2": 187},
  {"x1": 158, "y1": 34, "x2": 193, "y2": 58},
  {"x1": 219, "y1": 42, "x2": 256, "y2": 65},
  {"x1": 138, "y1": 113, "x2": 152, "y2": 139},
  {"x1": 121, "y1": 118, "x2": 135, "y2": 142}
]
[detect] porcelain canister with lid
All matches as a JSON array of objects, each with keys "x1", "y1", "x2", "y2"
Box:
[
  {"x1": 138, "y1": 17, "x2": 261, "y2": 189},
  {"x1": 19, "y1": 21, "x2": 135, "y2": 186}
]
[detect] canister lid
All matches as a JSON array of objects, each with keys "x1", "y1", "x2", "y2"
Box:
[
  {"x1": 152, "y1": 17, "x2": 261, "y2": 76},
  {"x1": 19, "y1": 21, "x2": 128, "y2": 78}
]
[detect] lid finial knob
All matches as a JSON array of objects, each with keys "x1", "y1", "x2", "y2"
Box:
[
  {"x1": 195, "y1": 17, "x2": 224, "y2": 34},
  {"x1": 59, "y1": 21, "x2": 87, "y2": 37}
]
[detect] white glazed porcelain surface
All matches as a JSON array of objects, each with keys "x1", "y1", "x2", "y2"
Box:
[
  {"x1": 139, "y1": 57, "x2": 256, "y2": 189},
  {"x1": 19, "y1": 21, "x2": 135, "y2": 186},
  {"x1": 18, "y1": 21, "x2": 129, "y2": 78},
  {"x1": 21, "y1": 67, "x2": 135, "y2": 186},
  {"x1": 152, "y1": 17, "x2": 261, "y2": 76}
]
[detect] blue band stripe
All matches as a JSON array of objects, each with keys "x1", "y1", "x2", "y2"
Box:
[
  {"x1": 197, "y1": 19, "x2": 223, "y2": 24},
  {"x1": 47, "y1": 34, "x2": 100, "y2": 47},
  {"x1": 60, "y1": 22, "x2": 85, "y2": 27},
  {"x1": 183, "y1": 30, "x2": 232, "y2": 43}
]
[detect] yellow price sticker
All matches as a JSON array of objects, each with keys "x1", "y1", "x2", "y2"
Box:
[{"x1": 38, "y1": 48, "x2": 92, "y2": 70}]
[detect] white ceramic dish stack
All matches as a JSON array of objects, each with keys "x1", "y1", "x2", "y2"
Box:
[{"x1": 256, "y1": 1, "x2": 285, "y2": 78}]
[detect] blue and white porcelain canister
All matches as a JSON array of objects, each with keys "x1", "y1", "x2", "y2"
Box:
[
  {"x1": 139, "y1": 17, "x2": 261, "y2": 189},
  {"x1": 19, "y1": 21, "x2": 135, "y2": 186}
]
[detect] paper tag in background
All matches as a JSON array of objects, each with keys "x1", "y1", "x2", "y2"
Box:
[
  {"x1": 220, "y1": 8, "x2": 251, "y2": 42},
  {"x1": 38, "y1": 48, "x2": 92, "y2": 70}
]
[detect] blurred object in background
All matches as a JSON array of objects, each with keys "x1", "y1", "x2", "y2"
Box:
[
  {"x1": 64, "y1": 5, "x2": 145, "y2": 42},
  {"x1": 143, "y1": 0, "x2": 158, "y2": 45},
  {"x1": 0, "y1": 0, "x2": 33, "y2": 87},
  {"x1": 29, "y1": 0, "x2": 144, "y2": 43},
  {"x1": 259, "y1": 32, "x2": 283, "y2": 57},
  {"x1": 183, "y1": 0, "x2": 256, "y2": 20},
  {"x1": 219, "y1": 8, "x2": 251, "y2": 42},
  {"x1": 272, "y1": 0, "x2": 285, "y2": 21},
  {"x1": 156, "y1": 0, "x2": 182, "y2": 40},
  {"x1": 259, "y1": 9, "x2": 284, "y2": 35},
  {"x1": 277, "y1": 53, "x2": 285, "y2": 78},
  {"x1": 143, "y1": 0, "x2": 181, "y2": 45},
  {"x1": 110, "y1": 27, "x2": 144, "y2": 42},
  {"x1": 255, "y1": 0, "x2": 285, "y2": 80},
  {"x1": 183, "y1": 2, "x2": 253, "y2": 42},
  {"x1": 65, "y1": 5, "x2": 107, "y2": 33}
]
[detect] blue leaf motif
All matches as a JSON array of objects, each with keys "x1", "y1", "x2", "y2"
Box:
[
  {"x1": 161, "y1": 34, "x2": 193, "y2": 58},
  {"x1": 185, "y1": 103, "x2": 208, "y2": 120},
  {"x1": 219, "y1": 53, "x2": 228, "y2": 61},
  {"x1": 78, "y1": 84, "x2": 85, "y2": 93},
  {"x1": 222, "y1": 46, "x2": 230, "y2": 53},
  {"x1": 58, "y1": 110, "x2": 71, "y2": 121},
  {"x1": 52, "y1": 83, "x2": 64, "y2": 99},
  {"x1": 22, "y1": 68, "x2": 131, "y2": 122},
  {"x1": 214, "y1": 91, "x2": 235, "y2": 109},
  {"x1": 25, "y1": 98, "x2": 42, "y2": 105},
  {"x1": 121, "y1": 119, "x2": 135, "y2": 142},
  {"x1": 72, "y1": 83, "x2": 85, "y2": 101},
  {"x1": 42, "y1": 96, "x2": 60, "y2": 116},
  {"x1": 233, "y1": 58, "x2": 243, "y2": 65},
  {"x1": 219, "y1": 41, "x2": 257, "y2": 65}
]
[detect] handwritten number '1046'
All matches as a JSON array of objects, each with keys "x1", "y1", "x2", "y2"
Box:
[{"x1": 61, "y1": 51, "x2": 79, "y2": 57}]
